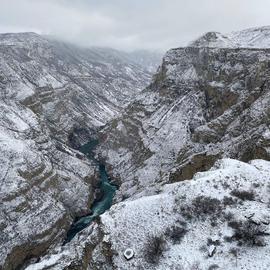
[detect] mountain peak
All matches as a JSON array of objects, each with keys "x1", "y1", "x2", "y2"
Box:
[
  {"x1": 0, "y1": 32, "x2": 46, "y2": 46},
  {"x1": 189, "y1": 25, "x2": 270, "y2": 49}
]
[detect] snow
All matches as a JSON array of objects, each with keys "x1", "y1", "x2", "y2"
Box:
[
  {"x1": 190, "y1": 26, "x2": 270, "y2": 49},
  {"x1": 32, "y1": 158, "x2": 270, "y2": 269},
  {"x1": 26, "y1": 251, "x2": 70, "y2": 270},
  {"x1": 94, "y1": 159, "x2": 270, "y2": 269}
]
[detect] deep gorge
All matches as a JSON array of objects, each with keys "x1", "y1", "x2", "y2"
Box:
[{"x1": 64, "y1": 140, "x2": 117, "y2": 243}]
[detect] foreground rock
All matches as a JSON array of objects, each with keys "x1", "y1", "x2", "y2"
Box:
[{"x1": 26, "y1": 159, "x2": 270, "y2": 270}]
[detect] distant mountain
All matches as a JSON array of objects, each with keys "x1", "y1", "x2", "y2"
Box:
[
  {"x1": 0, "y1": 32, "x2": 157, "y2": 143},
  {"x1": 126, "y1": 50, "x2": 163, "y2": 73},
  {"x1": 190, "y1": 26, "x2": 270, "y2": 48}
]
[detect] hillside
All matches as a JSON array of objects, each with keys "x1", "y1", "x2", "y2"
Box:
[{"x1": 0, "y1": 32, "x2": 158, "y2": 270}]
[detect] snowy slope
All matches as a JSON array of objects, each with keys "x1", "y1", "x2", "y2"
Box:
[
  {"x1": 0, "y1": 99, "x2": 96, "y2": 270},
  {"x1": 26, "y1": 159, "x2": 270, "y2": 270},
  {"x1": 0, "y1": 32, "x2": 155, "y2": 143}
]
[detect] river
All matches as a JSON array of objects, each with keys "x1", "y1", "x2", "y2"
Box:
[{"x1": 64, "y1": 140, "x2": 117, "y2": 243}]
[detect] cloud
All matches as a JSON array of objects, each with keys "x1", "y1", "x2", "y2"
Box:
[{"x1": 0, "y1": 0, "x2": 270, "y2": 51}]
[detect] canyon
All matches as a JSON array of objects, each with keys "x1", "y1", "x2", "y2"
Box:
[{"x1": 1, "y1": 26, "x2": 270, "y2": 269}]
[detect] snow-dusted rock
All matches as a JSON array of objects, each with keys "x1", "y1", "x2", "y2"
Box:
[
  {"x1": 208, "y1": 245, "x2": 216, "y2": 257},
  {"x1": 98, "y1": 26, "x2": 270, "y2": 201}
]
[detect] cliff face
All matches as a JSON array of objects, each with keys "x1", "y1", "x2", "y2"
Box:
[
  {"x1": 0, "y1": 33, "x2": 156, "y2": 269},
  {"x1": 0, "y1": 32, "x2": 156, "y2": 144},
  {"x1": 97, "y1": 27, "x2": 270, "y2": 200}
]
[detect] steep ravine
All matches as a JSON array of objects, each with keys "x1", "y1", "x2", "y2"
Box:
[{"x1": 64, "y1": 140, "x2": 117, "y2": 244}]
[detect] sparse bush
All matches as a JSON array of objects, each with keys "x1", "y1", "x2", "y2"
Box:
[
  {"x1": 192, "y1": 196, "x2": 222, "y2": 215},
  {"x1": 210, "y1": 221, "x2": 217, "y2": 227},
  {"x1": 144, "y1": 236, "x2": 167, "y2": 264},
  {"x1": 229, "y1": 247, "x2": 239, "y2": 257},
  {"x1": 221, "y1": 181, "x2": 230, "y2": 190},
  {"x1": 208, "y1": 264, "x2": 220, "y2": 270},
  {"x1": 223, "y1": 211, "x2": 234, "y2": 222},
  {"x1": 253, "y1": 183, "x2": 260, "y2": 188},
  {"x1": 223, "y1": 196, "x2": 236, "y2": 206},
  {"x1": 165, "y1": 223, "x2": 188, "y2": 244},
  {"x1": 230, "y1": 189, "x2": 255, "y2": 201},
  {"x1": 228, "y1": 219, "x2": 268, "y2": 246},
  {"x1": 180, "y1": 196, "x2": 222, "y2": 220}
]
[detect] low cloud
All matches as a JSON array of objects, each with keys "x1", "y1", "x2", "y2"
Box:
[{"x1": 1, "y1": 0, "x2": 270, "y2": 52}]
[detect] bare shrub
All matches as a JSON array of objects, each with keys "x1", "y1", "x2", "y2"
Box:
[
  {"x1": 208, "y1": 264, "x2": 220, "y2": 270},
  {"x1": 165, "y1": 223, "x2": 188, "y2": 244},
  {"x1": 228, "y1": 219, "x2": 269, "y2": 246},
  {"x1": 230, "y1": 189, "x2": 255, "y2": 201},
  {"x1": 180, "y1": 196, "x2": 222, "y2": 220},
  {"x1": 144, "y1": 236, "x2": 167, "y2": 264},
  {"x1": 223, "y1": 211, "x2": 234, "y2": 222},
  {"x1": 223, "y1": 196, "x2": 237, "y2": 206}
]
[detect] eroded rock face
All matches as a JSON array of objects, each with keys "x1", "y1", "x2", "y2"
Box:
[
  {"x1": 0, "y1": 33, "x2": 157, "y2": 269},
  {"x1": 0, "y1": 100, "x2": 96, "y2": 270},
  {"x1": 97, "y1": 27, "x2": 270, "y2": 200},
  {"x1": 0, "y1": 32, "x2": 156, "y2": 143}
]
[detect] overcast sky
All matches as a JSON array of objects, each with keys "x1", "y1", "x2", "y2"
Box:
[{"x1": 1, "y1": 0, "x2": 269, "y2": 52}]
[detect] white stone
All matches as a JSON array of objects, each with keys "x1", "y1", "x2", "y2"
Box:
[
  {"x1": 208, "y1": 245, "x2": 216, "y2": 257},
  {"x1": 124, "y1": 248, "x2": 134, "y2": 260}
]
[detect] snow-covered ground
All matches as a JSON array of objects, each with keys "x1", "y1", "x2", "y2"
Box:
[
  {"x1": 95, "y1": 159, "x2": 270, "y2": 269},
  {"x1": 26, "y1": 159, "x2": 270, "y2": 270}
]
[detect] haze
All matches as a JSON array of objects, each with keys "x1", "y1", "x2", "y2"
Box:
[{"x1": 1, "y1": 0, "x2": 270, "y2": 52}]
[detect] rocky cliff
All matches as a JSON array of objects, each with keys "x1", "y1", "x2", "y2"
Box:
[
  {"x1": 98, "y1": 26, "x2": 270, "y2": 201},
  {"x1": 0, "y1": 32, "x2": 158, "y2": 269}
]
